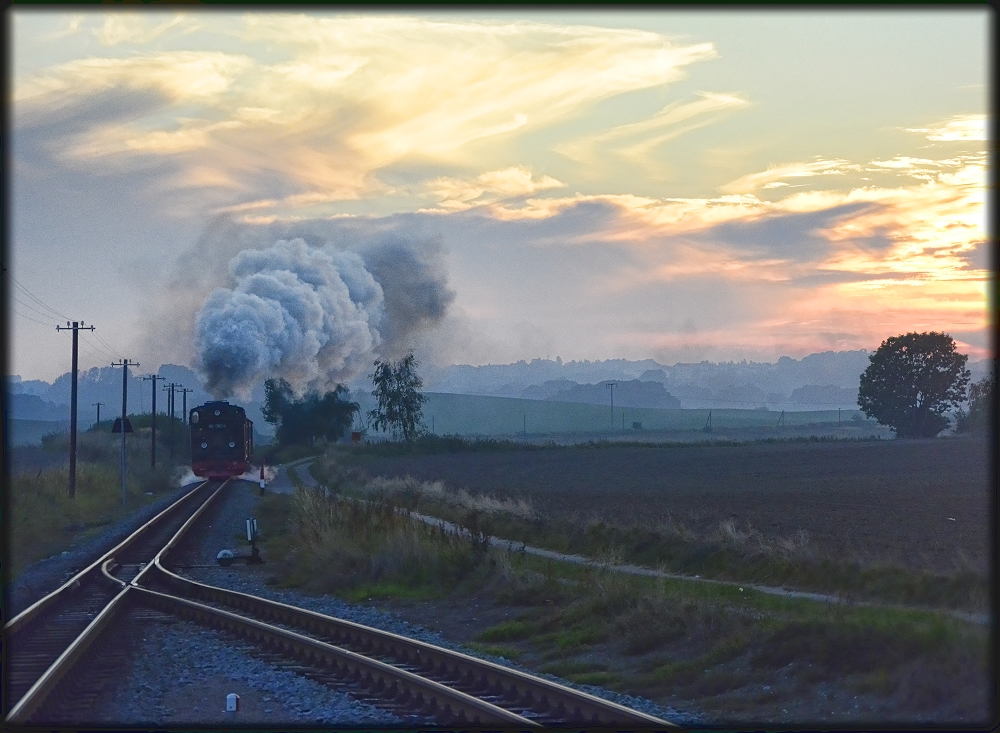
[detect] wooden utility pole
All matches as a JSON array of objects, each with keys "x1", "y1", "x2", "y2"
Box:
[
  {"x1": 57, "y1": 321, "x2": 94, "y2": 498},
  {"x1": 178, "y1": 387, "x2": 193, "y2": 424},
  {"x1": 93, "y1": 402, "x2": 104, "y2": 429},
  {"x1": 142, "y1": 374, "x2": 165, "y2": 468},
  {"x1": 178, "y1": 386, "x2": 193, "y2": 461},
  {"x1": 111, "y1": 359, "x2": 139, "y2": 505},
  {"x1": 163, "y1": 383, "x2": 178, "y2": 460}
]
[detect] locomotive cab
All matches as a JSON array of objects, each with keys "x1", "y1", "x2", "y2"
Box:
[{"x1": 190, "y1": 401, "x2": 253, "y2": 479}]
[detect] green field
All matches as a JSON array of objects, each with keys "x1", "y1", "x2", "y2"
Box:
[{"x1": 417, "y1": 392, "x2": 868, "y2": 437}]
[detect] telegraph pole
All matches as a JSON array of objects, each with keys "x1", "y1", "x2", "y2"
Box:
[
  {"x1": 57, "y1": 321, "x2": 94, "y2": 498},
  {"x1": 179, "y1": 387, "x2": 193, "y2": 461},
  {"x1": 163, "y1": 383, "x2": 177, "y2": 460},
  {"x1": 606, "y1": 382, "x2": 616, "y2": 430},
  {"x1": 141, "y1": 374, "x2": 165, "y2": 468},
  {"x1": 93, "y1": 402, "x2": 104, "y2": 429},
  {"x1": 178, "y1": 387, "x2": 193, "y2": 424},
  {"x1": 111, "y1": 359, "x2": 139, "y2": 505}
]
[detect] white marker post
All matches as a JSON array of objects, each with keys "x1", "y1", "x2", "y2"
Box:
[{"x1": 226, "y1": 693, "x2": 240, "y2": 712}]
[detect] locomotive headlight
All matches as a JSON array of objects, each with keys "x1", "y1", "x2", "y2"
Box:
[
  {"x1": 215, "y1": 409, "x2": 221, "y2": 416},
  {"x1": 201, "y1": 442, "x2": 208, "y2": 449},
  {"x1": 229, "y1": 441, "x2": 236, "y2": 448},
  {"x1": 191, "y1": 411, "x2": 199, "y2": 424}
]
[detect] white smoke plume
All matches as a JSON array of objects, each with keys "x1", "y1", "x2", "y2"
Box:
[{"x1": 194, "y1": 236, "x2": 451, "y2": 398}]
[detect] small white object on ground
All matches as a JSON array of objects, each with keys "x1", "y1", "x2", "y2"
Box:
[{"x1": 226, "y1": 693, "x2": 239, "y2": 712}]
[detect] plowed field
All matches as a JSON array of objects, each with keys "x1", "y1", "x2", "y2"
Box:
[{"x1": 359, "y1": 436, "x2": 992, "y2": 575}]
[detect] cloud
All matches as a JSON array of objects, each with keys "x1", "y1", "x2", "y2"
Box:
[
  {"x1": 557, "y1": 91, "x2": 751, "y2": 163},
  {"x1": 15, "y1": 15, "x2": 716, "y2": 216},
  {"x1": 469, "y1": 152, "x2": 987, "y2": 313},
  {"x1": 720, "y1": 158, "x2": 859, "y2": 194},
  {"x1": 907, "y1": 114, "x2": 986, "y2": 142},
  {"x1": 16, "y1": 51, "x2": 254, "y2": 106},
  {"x1": 94, "y1": 13, "x2": 190, "y2": 46},
  {"x1": 427, "y1": 166, "x2": 565, "y2": 211},
  {"x1": 45, "y1": 14, "x2": 85, "y2": 40}
]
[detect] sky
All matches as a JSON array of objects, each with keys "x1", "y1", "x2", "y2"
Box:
[{"x1": 8, "y1": 8, "x2": 992, "y2": 389}]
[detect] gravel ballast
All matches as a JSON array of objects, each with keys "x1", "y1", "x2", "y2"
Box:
[
  {"x1": 180, "y1": 480, "x2": 700, "y2": 726},
  {"x1": 86, "y1": 610, "x2": 403, "y2": 726},
  {"x1": 12, "y1": 477, "x2": 698, "y2": 726}
]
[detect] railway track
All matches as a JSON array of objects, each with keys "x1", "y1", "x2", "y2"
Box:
[
  {"x1": 7, "y1": 477, "x2": 676, "y2": 726},
  {"x1": 3, "y1": 480, "x2": 227, "y2": 724},
  {"x1": 140, "y1": 555, "x2": 674, "y2": 724}
]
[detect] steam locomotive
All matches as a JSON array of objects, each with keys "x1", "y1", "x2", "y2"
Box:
[{"x1": 190, "y1": 401, "x2": 253, "y2": 479}]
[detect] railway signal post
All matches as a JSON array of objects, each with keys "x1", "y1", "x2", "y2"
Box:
[{"x1": 246, "y1": 518, "x2": 262, "y2": 564}]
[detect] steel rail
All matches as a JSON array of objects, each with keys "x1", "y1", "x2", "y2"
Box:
[
  {"x1": 145, "y1": 561, "x2": 674, "y2": 726},
  {"x1": 102, "y1": 480, "x2": 230, "y2": 589},
  {"x1": 130, "y1": 585, "x2": 535, "y2": 726},
  {"x1": 4, "y1": 480, "x2": 211, "y2": 635},
  {"x1": 5, "y1": 587, "x2": 132, "y2": 723},
  {"x1": 4, "y1": 480, "x2": 230, "y2": 723}
]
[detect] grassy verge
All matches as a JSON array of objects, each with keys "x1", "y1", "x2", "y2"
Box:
[
  {"x1": 317, "y1": 451, "x2": 986, "y2": 613},
  {"x1": 250, "y1": 472, "x2": 990, "y2": 723},
  {"x1": 478, "y1": 551, "x2": 988, "y2": 721},
  {"x1": 8, "y1": 430, "x2": 189, "y2": 579}
]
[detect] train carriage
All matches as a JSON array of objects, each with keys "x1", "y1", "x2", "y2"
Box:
[{"x1": 190, "y1": 401, "x2": 253, "y2": 478}]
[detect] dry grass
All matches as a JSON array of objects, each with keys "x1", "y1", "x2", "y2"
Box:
[
  {"x1": 361, "y1": 475, "x2": 537, "y2": 521},
  {"x1": 8, "y1": 435, "x2": 186, "y2": 578},
  {"x1": 273, "y1": 484, "x2": 490, "y2": 594}
]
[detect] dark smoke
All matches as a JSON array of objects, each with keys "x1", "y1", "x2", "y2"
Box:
[{"x1": 194, "y1": 235, "x2": 453, "y2": 399}]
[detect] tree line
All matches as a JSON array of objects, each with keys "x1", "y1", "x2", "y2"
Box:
[{"x1": 260, "y1": 333, "x2": 993, "y2": 447}]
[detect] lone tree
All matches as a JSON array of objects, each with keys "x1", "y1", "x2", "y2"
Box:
[
  {"x1": 369, "y1": 352, "x2": 427, "y2": 443},
  {"x1": 262, "y1": 378, "x2": 358, "y2": 446},
  {"x1": 858, "y1": 332, "x2": 970, "y2": 438}
]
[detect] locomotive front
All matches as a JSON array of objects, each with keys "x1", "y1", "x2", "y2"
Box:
[{"x1": 190, "y1": 401, "x2": 253, "y2": 478}]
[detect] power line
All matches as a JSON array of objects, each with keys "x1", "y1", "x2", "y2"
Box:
[
  {"x1": 11, "y1": 307, "x2": 60, "y2": 327},
  {"x1": 79, "y1": 331, "x2": 116, "y2": 358},
  {"x1": 11, "y1": 294, "x2": 62, "y2": 323},
  {"x1": 80, "y1": 341, "x2": 116, "y2": 364},
  {"x1": 9, "y1": 275, "x2": 71, "y2": 321},
  {"x1": 78, "y1": 339, "x2": 113, "y2": 367},
  {"x1": 93, "y1": 331, "x2": 124, "y2": 359},
  {"x1": 81, "y1": 332, "x2": 119, "y2": 362}
]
